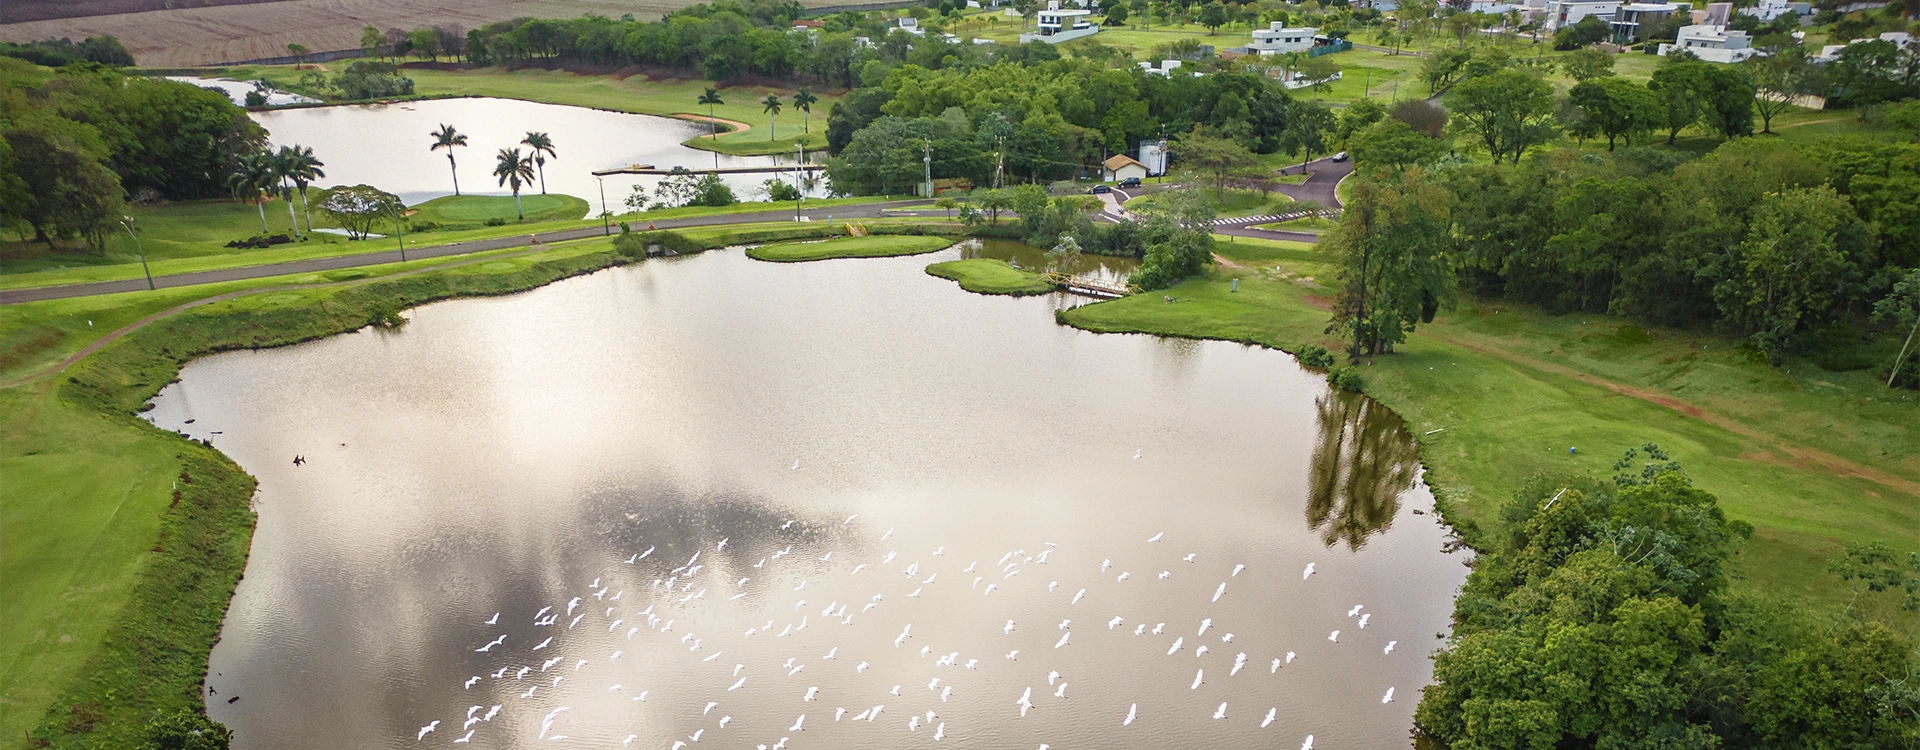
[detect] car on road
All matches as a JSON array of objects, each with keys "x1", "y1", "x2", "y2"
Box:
[
  {"x1": 1090, "y1": 184, "x2": 1112, "y2": 194},
  {"x1": 1331, "y1": 151, "x2": 1349, "y2": 162},
  {"x1": 1118, "y1": 177, "x2": 1142, "y2": 188}
]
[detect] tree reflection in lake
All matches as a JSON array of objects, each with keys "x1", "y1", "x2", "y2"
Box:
[{"x1": 1306, "y1": 390, "x2": 1420, "y2": 550}]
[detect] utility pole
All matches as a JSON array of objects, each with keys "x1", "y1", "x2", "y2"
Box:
[
  {"x1": 120, "y1": 216, "x2": 154, "y2": 291},
  {"x1": 995, "y1": 136, "x2": 1006, "y2": 189},
  {"x1": 596, "y1": 175, "x2": 609, "y2": 236},
  {"x1": 796, "y1": 143, "x2": 805, "y2": 222},
  {"x1": 922, "y1": 141, "x2": 933, "y2": 199}
]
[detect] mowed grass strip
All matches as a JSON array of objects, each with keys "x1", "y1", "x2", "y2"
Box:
[
  {"x1": 746, "y1": 235, "x2": 954, "y2": 263},
  {"x1": 408, "y1": 193, "x2": 588, "y2": 224},
  {"x1": 925, "y1": 258, "x2": 1057, "y2": 296}
]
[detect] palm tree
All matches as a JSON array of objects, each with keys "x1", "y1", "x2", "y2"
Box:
[
  {"x1": 521, "y1": 131, "x2": 557, "y2": 195},
  {"x1": 493, "y1": 148, "x2": 536, "y2": 221},
  {"x1": 792, "y1": 87, "x2": 818, "y2": 135},
  {"x1": 761, "y1": 94, "x2": 783, "y2": 142},
  {"x1": 280, "y1": 145, "x2": 325, "y2": 234},
  {"x1": 271, "y1": 146, "x2": 303, "y2": 238},
  {"x1": 227, "y1": 151, "x2": 277, "y2": 233},
  {"x1": 697, "y1": 87, "x2": 724, "y2": 168},
  {"x1": 429, "y1": 123, "x2": 468, "y2": 195}
]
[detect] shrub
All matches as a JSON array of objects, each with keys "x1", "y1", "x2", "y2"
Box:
[
  {"x1": 1328, "y1": 364, "x2": 1364, "y2": 392},
  {"x1": 613, "y1": 229, "x2": 704, "y2": 259},
  {"x1": 224, "y1": 234, "x2": 292, "y2": 249},
  {"x1": 484, "y1": 217, "x2": 507, "y2": 227},
  {"x1": 1296, "y1": 344, "x2": 1335, "y2": 369}
]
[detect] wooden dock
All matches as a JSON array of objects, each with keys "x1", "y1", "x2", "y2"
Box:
[
  {"x1": 1046, "y1": 272, "x2": 1136, "y2": 299},
  {"x1": 592, "y1": 165, "x2": 827, "y2": 176}
]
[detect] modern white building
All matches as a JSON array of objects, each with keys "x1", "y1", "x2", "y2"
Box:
[
  {"x1": 1019, "y1": 2, "x2": 1098, "y2": 43},
  {"x1": 1658, "y1": 24, "x2": 1758, "y2": 61},
  {"x1": 1137, "y1": 59, "x2": 1189, "y2": 76},
  {"x1": 1545, "y1": 0, "x2": 1620, "y2": 31},
  {"x1": 894, "y1": 16, "x2": 927, "y2": 35},
  {"x1": 1248, "y1": 24, "x2": 1318, "y2": 54},
  {"x1": 1743, "y1": 0, "x2": 1810, "y2": 22},
  {"x1": 1815, "y1": 31, "x2": 1915, "y2": 62},
  {"x1": 1610, "y1": 2, "x2": 1686, "y2": 43}
]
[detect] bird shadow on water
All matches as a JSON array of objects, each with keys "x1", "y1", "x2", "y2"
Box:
[{"x1": 1305, "y1": 391, "x2": 1420, "y2": 551}]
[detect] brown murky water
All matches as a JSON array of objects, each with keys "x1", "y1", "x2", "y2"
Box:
[{"x1": 148, "y1": 244, "x2": 1466, "y2": 750}]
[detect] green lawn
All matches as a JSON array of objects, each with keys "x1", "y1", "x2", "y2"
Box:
[
  {"x1": 1131, "y1": 187, "x2": 1294, "y2": 217},
  {"x1": 746, "y1": 234, "x2": 955, "y2": 262},
  {"x1": 925, "y1": 258, "x2": 1057, "y2": 295},
  {"x1": 225, "y1": 65, "x2": 841, "y2": 156},
  {"x1": 408, "y1": 193, "x2": 588, "y2": 224},
  {"x1": 1256, "y1": 215, "x2": 1336, "y2": 233},
  {"x1": 1064, "y1": 240, "x2": 1919, "y2": 630}
]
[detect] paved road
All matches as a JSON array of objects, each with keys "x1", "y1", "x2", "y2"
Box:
[
  {"x1": 1271, "y1": 155, "x2": 1353, "y2": 210},
  {"x1": 0, "y1": 201, "x2": 925, "y2": 305}
]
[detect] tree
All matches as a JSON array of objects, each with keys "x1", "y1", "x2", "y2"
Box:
[
  {"x1": 492, "y1": 148, "x2": 537, "y2": 220},
  {"x1": 698, "y1": 86, "x2": 726, "y2": 168},
  {"x1": 1105, "y1": 3, "x2": 1131, "y2": 25},
  {"x1": 1198, "y1": 1, "x2": 1229, "y2": 33},
  {"x1": 520, "y1": 132, "x2": 557, "y2": 194},
  {"x1": 1747, "y1": 48, "x2": 1812, "y2": 134},
  {"x1": 791, "y1": 87, "x2": 818, "y2": 134},
  {"x1": 361, "y1": 25, "x2": 384, "y2": 58},
  {"x1": 280, "y1": 145, "x2": 325, "y2": 234},
  {"x1": 1561, "y1": 46, "x2": 1615, "y2": 81},
  {"x1": 1569, "y1": 76, "x2": 1663, "y2": 150},
  {"x1": 1326, "y1": 169, "x2": 1456, "y2": 357},
  {"x1": 1297, "y1": 55, "x2": 1344, "y2": 99},
  {"x1": 316, "y1": 184, "x2": 401, "y2": 239},
  {"x1": 1649, "y1": 61, "x2": 1707, "y2": 144},
  {"x1": 1872, "y1": 267, "x2": 1920, "y2": 388},
  {"x1": 1390, "y1": 98, "x2": 1448, "y2": 137},
  {"x1": 270, "y1": 146, "x2": 303, "y2": 238},
  {"x1": 4, "y1": 120, "x2": 125, "y2": 251},
  {"x1": 1280, "y1": 102, "x2": 1338, "y2": 171},
  {"x1": 1697, "y1": 65, "x2": 1755, "y2": 140},
  {"x1": 1713, "y1": 186, "x2": 1867, "y2": 356},
  {"x1": 287, "y1": 42, "x2": 310, "y2": 66},
  {"x1": 331, "y1": 60, "x2": 414, "y2": 99},
  {"x1": 1448, "y1": 68, "x2": 1556, "y2": 163},
  {"x1": 762, "y1": 93, "x2": 783, "y2": 142},
  {"x1": 429, "y1": 123, "x2": 467, "y2": 196},
  {"x1": 227, "y1": 150, "x2": 277, "y2": 234},
  {"x1": 1171, "y1": 133, "x2": 1256, "y2": 199},
  {"x1": 1350, "y1": 119, "x2": 1446, "y2": 169}
]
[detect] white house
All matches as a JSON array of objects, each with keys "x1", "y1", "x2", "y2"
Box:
[
  {"x1": 1019, "y1": 2, "x2": 1098, "y2": 43},
  {"x1": 1277, "y1": 67, "x2": 1343, "y2": 89},
  {"x1": 1248, "y1": 24, "x2": 1318, "y2": 54},
  {"x1": 1659, "y1": 24, "x2": 1757, "y2": 61},
  {"x1": 1814, "y1": 31, "x2": 1915, "y2": 62},
  {"x1": 1137, "y1": 59, "x2": 1188, "y2": 76},
  {"x1": 895, "y1": 16, "x2": 927, "y2": 35},
  {"x1": 1743, "y1": 0, "x2": 1809, "y2": 22},
  {"x1": 1103, "y1": 155, "x2": 1149, "y2": 183},
  {"x1": 1545, "y1": 0, "x2": 1620, "y2": 31}
]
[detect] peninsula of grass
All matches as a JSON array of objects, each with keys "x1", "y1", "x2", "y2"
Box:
[
  {"x1": 408, "y1": 193, "x2": 588, "y2": 224},
  {"x1": 745, "y1": 235, "x2": 954, "y2": 263},
  {"x1": 926, "y1": 258, "x2": 1058, "y2": 296},
  {"x1": 1060, "y1": 238, "x2": 1919, "y2": 629}
]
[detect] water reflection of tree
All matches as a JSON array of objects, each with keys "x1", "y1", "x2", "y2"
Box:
[{"x1": 1306, "y1": 391, "x2": 1420, "y2": 550}]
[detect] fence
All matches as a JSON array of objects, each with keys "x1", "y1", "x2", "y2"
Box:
[{"x1": 1307, "y1": 39, "x2": 1353, "y2": 56}]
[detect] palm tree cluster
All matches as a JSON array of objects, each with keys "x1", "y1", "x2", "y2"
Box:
[
  {"x1": 427, "y1": 124, "x2": 559, "y2": 221},
  {"x1": 227, "y1": 144, "x2": 326, "y2": 236}
]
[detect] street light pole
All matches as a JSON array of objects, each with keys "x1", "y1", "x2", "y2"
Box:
[
  {"x1": 121, "y1": 216, "x2": 154, "y2": 291},
  {"x1": 795, "y1": 143, "x2": 805, "y2": 222},
  {"x1": 597, "y1": 176, "x2": 610, "y2": 236}
]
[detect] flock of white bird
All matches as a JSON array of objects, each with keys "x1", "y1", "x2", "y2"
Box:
[{"x1": 416, "y1": 508, "x2": 1403, "y2": 748}]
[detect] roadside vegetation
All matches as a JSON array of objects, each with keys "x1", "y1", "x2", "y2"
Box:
[{"x1": 925, "y1": 257, "x2": 1057, "y2": 295}]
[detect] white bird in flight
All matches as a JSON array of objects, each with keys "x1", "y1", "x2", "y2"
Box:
[
  {"x1": 1213, "y1": 582, "x2": 1227, "y2": 602},
  {"x1": 1302, "y1": 735, "x2": 1315, "y2": 750},
  {"x1": 1055, "y1": 632, "x2": 1071, "y2": 648},
  {"x1": 1383, "y1": 687, "x2": 1396, "y2": 703},
  {"x1": 1359, "y1": 613, "x2": 1371, "y2": 629},
  {"x1": 417, "y1": 722, "x2": 440, "y2": 740},
  {"x1": 484, "y1": 612, "x2": 498, "y2": 625},
  {"x1": 1302, "y1": 563, "x2": 1317, "y2": 579},
  {"x1": 1147, "y1": 532, "x2": 1164, "y2": 543},
  {"x1": 1124, "y1": 703, "x2": 1137, "y2": 725},
  {"x1": 1072, "y1": 588, "x2": 1086, "y2": 604},
  {"x1": 1385, "y1": 641, "x2": 1398, "y2": 654},
  {"x1": 790, "y1": 715, "x2": 805, "y2": 732},
  {"x1": 1328, "y1": 630, "x2": 1340, "y2": 643},
  {"x1": 1168, "y1": 637, "x2": 1184, "y2": 655},
  {"x1": 1158, "y1": 570, "x2": 1171, "y2": 580},
  {"x1": 1263, "y1": 707, "x2": 1278, "y2": 727},
  {"x1": 1191, "y1": 669, "x2": 1204, "y2": 689},
  {"x1": 1213, "y1": 702, "x2": 1228, "y2": 720}
]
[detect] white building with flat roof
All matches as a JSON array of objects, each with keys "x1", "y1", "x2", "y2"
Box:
[
  {"x1": 1019, "y1": 2, "x2": 1098, "y2": 43},
  {"x1": 1744, "y1": 0, "x2": 1810, "y2": 21},
  {"x1": 1248, "y1": 24, "x2": 1318, "y2": 54},
  {"x1": 1659, "y1": 24, "x2": 1758, "y2": 61},
  {"x1": 1545, "y1": 0, "x2": 1621, "y2": 30}
]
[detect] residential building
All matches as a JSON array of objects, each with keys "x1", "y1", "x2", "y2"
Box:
[
  {"x1": 1019, "y1": 2, "x2": 1099, "y2": 43},
  {"x1": 895, "y1": 16, "x2": 927, "y2": 35},
  {"x1": 1743, "y1": 0, "x2": 1810, "y2": 22},
  {"x1": 1103, "y1": 155, "x2": 1149, "y2": 183},
  {"x1": 1248, "y1": 24, "x2": 1319, "y2": 54},
  {"x1": 1814, "y1": 30, "x2": 1916, "y2": 62},
  {"x1": 1137, "y1": 59, "x2": 1188, "y2": 76},
  {"x1": 1658, "y1": 23, "x2": 1758, "y2": 61},
  {"x1": 1610, "y1": 2, "x2": 1686, "y2": 43},
  {"x1": 1545, "y1": 0, "x2": 1620, "y2": 31}
]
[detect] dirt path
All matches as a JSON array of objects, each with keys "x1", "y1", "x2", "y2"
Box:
[
  {"x1": 1425, "y1": 329, "x2": 1920, "y2": 496},
  {"x1": 671, "y1": 113, "x2": 754, "y2": 137}
]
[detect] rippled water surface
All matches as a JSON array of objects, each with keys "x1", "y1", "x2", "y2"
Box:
[
  {"x1": 149, "y1": 246, "x2": 1465, "y2": 749},
  {"x1": 250, "y1": 97, "x2": 813, "y2": 205}
]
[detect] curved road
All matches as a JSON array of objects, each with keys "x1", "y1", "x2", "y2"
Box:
[{"x1": 0, "y1": 201, "x2": 925, "y2": 305}]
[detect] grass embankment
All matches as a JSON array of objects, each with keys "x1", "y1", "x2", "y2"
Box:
[
  {"x1": 1255, "y1": 215, "x2": 1337, "y2": 233},
  {"x1": 746, "y1": 235, "x2": 954, "y2": 263},
  {"x1": 925, "y1": 258, "x2": 1057, "y2": 296},
  {"x1": 0, "y1": 196, "x2": 900, "y2": 291},
  {"x1": 224, "y1": 65, "x2": 839, "y2": 156},
  {"x1": 1059, "y1": 236, "x2": 1919, "y2": 629},
  {"x1": 1130, "y1": 187, "x2": 1296, "y2": 217}
]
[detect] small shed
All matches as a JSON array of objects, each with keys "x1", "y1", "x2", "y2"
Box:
[{"x1": 1103, "y1": 154, "x2": 1149, "y2": 183}]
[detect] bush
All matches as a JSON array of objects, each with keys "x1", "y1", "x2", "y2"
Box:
[
  {"x1": 1328, "y1": 364, "x2": 1364, "y2": 392},
  {"x1": 1296, "y1": 343, "x2": 1335, "y2": 369},
  {"x1": 484, "y1": 217, "x2": 507, "y2": 227},
  {"x1": 224, "y1": 234, "x2": 292, "y2": 249},
  {"x1": 143, "y1": 708, "x2": 232, "y2": 750},
  {"x1": 613, "y1": 229, "x2": 704, "y2": 259},
  {"x1": 331, "y1": 61, "x2": 415, "y2": 100},
  {"x1": 243, "y1": 90, "x2": 267, "y2": 107}
]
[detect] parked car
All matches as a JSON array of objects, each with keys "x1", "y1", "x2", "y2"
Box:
[
  {"x1": 1090, "y1": 184, "x2": 1112, "y2": 194},
  {"x1": 1118, "y1": 177, "x2": 1143, "y2": 188},
  {"x1": 1331, "y1": 151, "x2": 1349, "y2": 162}
]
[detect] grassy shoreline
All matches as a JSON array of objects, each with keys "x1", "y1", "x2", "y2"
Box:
[
  {"x1": 745, "y1": 235, "x2": 954, "y2": 263},
  {"x1": 925, "y1": 258, "x2": 1057, "y2": 296}
]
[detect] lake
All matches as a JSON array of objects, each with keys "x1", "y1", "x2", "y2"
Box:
[
  {"x1": 167, "y1": 76, "x2": 321, "y2": 107},
  {"x1": 249, "y1": 97, "x2": 818, "y2": 206},
  {"x1": 147, "y1": 244, "x2": 1466, "y2": 749}
]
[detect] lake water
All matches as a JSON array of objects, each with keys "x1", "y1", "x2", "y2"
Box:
[
  {"x1": 147, "y1": 245, "x2": 1466, "y2": 749},
  {"x1": 167, "y1": 76, "x2": 321, "y2": 107},
  {"x1": 249, "y1": 97, "x2": 817, "y2": 207}
]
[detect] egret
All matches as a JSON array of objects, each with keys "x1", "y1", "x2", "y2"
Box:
[
  {"x1": 1263, "y1": 707, "x2": 1277, "y2": 727},
  {"x1": 1168, "y1": 637, "x2": 1185, "y2": 655},
  {"x1": 1147, "y1": 532, "x2": 1164, "y2": 543},
  {"x1": 1054, "y1": 682, "x2": 1069, "y2": 698},
  {"x1": 1007, "y1": 650, "x2": 1019, "y2": 660},
  {"x1": 1183, "y1": 553, "x2": 1197, "y2": 562},
  {"x1": 1192, "y1": 669, "x2": 1204, "y2": 689},
  {"x1": 1213, "y1": 582, "x2": 1226, "y2": 602},
  {"x1": 418, "y1": 721, "x2": 440, "y2": 740},
  {"x1": 454, "y1": 730, "x2": 474, "y2": 744},
  {"x1": 932, "y1": 722, "x2": 945, "y2": 741},
  {"x1": 1302, "y1": 563, "x2": 1316, "y2": 579},
  {"x1": 1199, "y1": 618, "x2": 1213, "y2": 635},
  {"x1": 1382, "y1": 687, "x2": 1395, "y2": 703},
  {"x1": 1385, "y1": 641, "x2": 1397, "y2": 654},
  {"x1": 789, "y1": 715, "x2": 805, "y2": 732},
  {"x1": 1328, "y1": 630, "x2": 1339, "y2": 643},
  {"x1": 1359, "y1": 613, "x2": 1371, "y2": 629},
  {"x1": 1232, "y1": 564, "x2": 1246, "y2": 577},
  {"x1": 1056, "y1": 632, "x2": 1071, "y2": 648},
  {"x1": 805, "y1": 687, "x2": 818, "y2": 701},
  {"x1": 1005, "y1": 619, "x2": 1016, "y2": 634},
  {"x1": 485, "y1": 613, "x2": 499, "y2": 625},
  {"x1": 1213, "y1": 702, "x2": 1228, "y2": 720},
  {"x1": 1125, "y1": 703, "x2": 1137, "y2": 725},
  {"x1": 1347, "y1": 605, "x2": 1364, "y2": 617}
]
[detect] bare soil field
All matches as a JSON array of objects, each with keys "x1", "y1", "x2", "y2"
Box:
[
  {"x1": 4, "y1": 0, "x2": 291, "y2": 25},
  {"x1": 0, "y1": 0, "x2": 894, "y2": 67}
]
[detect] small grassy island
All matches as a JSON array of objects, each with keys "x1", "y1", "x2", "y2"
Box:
[
  {"x1": 745, "y1": 235, "x2": 954, "y2": 263},
  {"x1": 925, "y1": 259, "x2": 1057, "y2": 296}
]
